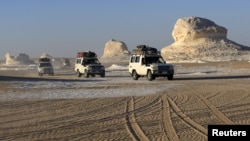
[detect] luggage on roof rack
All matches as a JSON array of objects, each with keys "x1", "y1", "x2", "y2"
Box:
[
  {"x1": 145, "y1": 47, "x2": 157, "y2": 54},
  {"x1": 77, "y1": 51, "x2": 97, "y2": 57},
  {"x1": 132, "y1": 45, "x2": 158, "y2": 55},
  {"x1": 136, "y1": 45, "x2": 147, "y2": 50},
  {"x1": 39, "y1": 57, "x2": 50, "y2": 62}
]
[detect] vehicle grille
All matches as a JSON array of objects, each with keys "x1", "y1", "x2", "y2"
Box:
[
  {"x1": 91, "y1": 66, "x2": 102, "y2": 71},
  {"x1": 44, "y1": 68, "x2": 52, "y2": 73},
  {"x1": 158, "y1": 66, "x2": 170, "y2": 71}
]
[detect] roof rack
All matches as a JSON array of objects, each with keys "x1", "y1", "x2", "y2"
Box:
[
  {"x1": 131, "y1": 45, "x2": 158, "y2": 55},
  {"x1": 77, "y1": 51, "x2": 97, "y2": 58},
  {"x1": 39, "y1": 57, "x2": 50, "y2": 62}
]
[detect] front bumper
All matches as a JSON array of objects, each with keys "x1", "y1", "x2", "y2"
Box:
[
  {"x1": 39, "y1": 69, "x2": 54, "y2": 74},
  {"x1": 87, "y1": 70, "x2": 105, "y2": 74},
  {"x1": 152, "y1": 70, "x2": 174, "y2": 76}
]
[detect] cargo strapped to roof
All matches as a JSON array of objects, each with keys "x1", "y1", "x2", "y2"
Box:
[
  {"x1": 77, "y1": 51, "x2": 97, "y2": 57},
  {"x1": 39, "y1": 57, "x2": 50, "y2": 62},
  {"x1": 132, "y1": 45, "x2": 158, "y2": 55}
]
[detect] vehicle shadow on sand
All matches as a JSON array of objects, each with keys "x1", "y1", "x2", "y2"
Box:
[
  {"x1": 0, "y1": 75, "x2": 106, "y2": 82},
  {"x1": 174, "y1": 74, "x2": 250, "y2": 80}
]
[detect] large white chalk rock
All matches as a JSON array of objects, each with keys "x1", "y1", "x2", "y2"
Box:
[
  {"x1": 100, "y1": 39, "x2": 130, "y2": 62},
  {"x1": 161, "y1": 17, "x2": 250, "y2": 62},
  {"x1": 172, "y1": 16, "x2": 227, "y2": 44},
  {"x1": 5, "y1": 53, "x2": 34, "y2": 65},
  {"x1": 102, "y1": 39, "x2": 130, "y2": 58}
]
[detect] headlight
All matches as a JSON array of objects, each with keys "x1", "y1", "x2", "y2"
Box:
[
  {"x1": 101, "y1": 66, "x2": 105, "y2": 70},
  {"x1": 169, "y1": 65, "x2": 174, "y2": 70},
  {"x1": 150, "y1": 65, "x2": 158, "y2": 70}
]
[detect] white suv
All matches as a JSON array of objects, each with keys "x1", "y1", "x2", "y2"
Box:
[
  {"x1": 128, "y1": 46, "x2": 174, "y2": 81},
  {"x1": 37, "y1": 58, "x2": 54, "y2": 76},
  {"x1": 75, "y1": 52, "x2": 105, "y2": 78}
]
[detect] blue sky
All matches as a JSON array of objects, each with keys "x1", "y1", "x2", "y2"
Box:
[{"x1": 0, "y1": 0, "x2": 250, "y2": 59}]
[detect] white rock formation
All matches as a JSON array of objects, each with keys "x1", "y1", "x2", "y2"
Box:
[
  {"x1": 101, "y1": 39, "x2": 130, "y2": 61},
  {"x1": 5, "y1": 53, "x2": 34, "y2": 65},
  {"x1": 161, "y1": 16, "x2": 250, "y2": 62},
  {"x1": 172, "y1": 16, "x2": 227, "y2": 43}
]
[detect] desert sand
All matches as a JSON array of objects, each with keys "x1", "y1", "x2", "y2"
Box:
[{"x1": 0, "y1": 61, "x2": 250, "y2": 141}]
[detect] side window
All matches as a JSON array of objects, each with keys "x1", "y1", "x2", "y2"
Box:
[
  {"x1": 131, "y1": 56, "x2": 136, "y2": 63},
  {"x1": 76, "y1": 59, "x2": 81, "y2": 64},
  {"x1": 130, "y1": 57, "x2": 134, "y2": 63},
  {"x1": 135, "y1": 56, "x2": 140, "y2": 63}
]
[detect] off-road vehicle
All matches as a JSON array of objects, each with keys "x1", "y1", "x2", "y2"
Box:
[
  {"x1": 75, "y1": 51, "x2": 105, "y2": 78},
  {"x1": 129, "y1": 45, "x2": 174, "y2": 81},
  {"x1": 37, "y1": 57, "x2": 54, "y2": 76}
]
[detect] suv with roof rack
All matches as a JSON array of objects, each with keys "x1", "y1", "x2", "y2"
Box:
[
  {"x1": 129, "y1": 45, "x2": 174, "y2": 81},
  {"x1": 37, "y1": 57, "x2": 54, "y2": 76},
  {"x1": 75, "y1": 51, "x2": 105, "y2": 78}
]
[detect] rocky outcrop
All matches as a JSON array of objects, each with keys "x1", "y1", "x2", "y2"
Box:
[
  {"x1": 101, "y1": 39, "x2": 130, "y2": 61},
  {"x1": 5, "y1": 53, "x2": 34, "y2": 65},
  {"x1": 161, "y1": 17, "x2": 250, "y2": 62},
  {"x1": 172, "y1": 16, "x2": 227, "y2": 43}
]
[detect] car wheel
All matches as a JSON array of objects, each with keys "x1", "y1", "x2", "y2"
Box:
[
  {"x1": 167, "y1": 74, "x2": 174, "y2": 80},
  {"x1": 147, "y1": 70, "x2": 155, "y2": 81},
  {"x1": 84, "y1": 69, "x2": 89, "y2": 78},
  {"x1": 132, "y1": 70, "x2": 139, "y2": 80},
  {"x1": 77, "y1": 70, "x2": 82, "y2": 77},
  {"x1": 101, "y1": 72, "x2": 105, "y2": 77}
]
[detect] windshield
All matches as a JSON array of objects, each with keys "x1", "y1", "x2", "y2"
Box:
[
  {"x1": 145, "y1": 57, "x2": 165, "y2": 64},
  {"x1": 39, "y1": 63, "x2": 52, "y2": 67},
  {"x1": 83, "y1": 58, "x2": 100, "y2": 65}
]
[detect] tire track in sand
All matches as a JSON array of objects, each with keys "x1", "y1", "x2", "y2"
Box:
[
  {"x1": 125, "y1": 97, "x2": 149, "y2": 141},
  {"x1": 161, "y1": 94, "x2": 180, "y2": 141},
  {"x1": 167, "y1": 96, "x2": 207, "y2": 137},
  {"x1": 194, "y1": 93, "x2": 234, "y2": 124}
]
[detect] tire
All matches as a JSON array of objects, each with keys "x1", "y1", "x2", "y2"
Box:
[
  {"x1": 147, "y1": 70, "x2": 155, "y2": 81},
  {"x1": 84, "y1": 69, "x2": 89, "y2": 78},
  {"x1": 77, "y1": 70, "x2": 82, "y2": 77},
  {"x1": 101, "y1": 72, "x2": 105, "y2": 77},
  {"x1": 132, "y1": 70, "x2": 139, "y2": 80},
  {"x1": 167, "y1": 74, "x2": 174, "y2": 80}
]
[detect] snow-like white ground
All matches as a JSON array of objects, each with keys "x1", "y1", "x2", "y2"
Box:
[{"x1": 1, "y1": 62, "x2": 250, "y2": 100}]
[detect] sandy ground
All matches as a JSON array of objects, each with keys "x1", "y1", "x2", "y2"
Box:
[{"x1": 0, "y1": 61, "x2": 250, "y2": 141}]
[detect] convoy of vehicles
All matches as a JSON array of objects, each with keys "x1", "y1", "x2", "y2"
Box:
[
  {"x1": 128, "y1": 45, "x2": 174, "y2": 81},
  {"x1": 37, "y1": 57, "x2": 54, "y2": 76},
  {"x1": 35, "y1": 46, "x2": 174, "y2": 81},
  {"x1": 74, "y1": 51, "x2": 105, "y2": 78}
]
